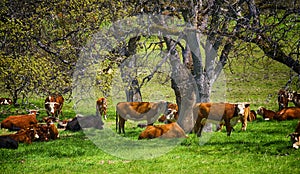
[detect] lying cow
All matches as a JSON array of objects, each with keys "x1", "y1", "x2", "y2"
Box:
[
  {"x1": 0, "y1": 136, "x2": 18, "y2": 149},
  {"x1": 35, "y1": 122, "x2": 59, "y2": 141},
  {"x1": 96, "y1": 97, "x2": 108, "y2": 120},
  {"x1": 158, "y1": 103, "x2": 179, "y2": 124},
  {"x1": 288, "y1": 121, "x2": 300, "y2": 149},
  {"x1": 1, "y1": 127, "x2": 39, "y2": 144},
  {"x1": 65, "y1": 115, "x2": 104, "y2": 132},
  {"x1": 45, "y1": 94, "x2": 64, "y2": 120},
  {"x1": 275, "y1": 107, "x2": 300, "y2": 121},
  {"x1": 138, "y1": 122, "x2": 187, "y2": 139},
  {"x1": 0, "y1": 98, "x2": 12, "y2": 105},
  {"x1": 0, "y1": 110, "x2": 38, "y2": 131},
  {"x1": 193, "y1": 102, "x2": 245, "y2": 136},
  {"x1": 116, "y1": 101, "x2": 169, "y2": 134},
  {"x1": 257, "y1": 107, "x2": 276, "y2": 120}
]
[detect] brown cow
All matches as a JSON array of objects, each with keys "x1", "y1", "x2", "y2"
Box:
[
  {"x1": 274, "y1": 107, "x2": 300, "y2": 121},
  {"x1": 1, "y1": 127, "x2": 39, "y2": 144},
  {"x1": 116, "y1": 101, "x2": 169, "y2": 134},
  {"x1": 256, "y1": 107, "x2": 277, "y2": 120},
  {"x1": 96, "y1": 97, "x2": 108, "y2": 120},
  {"x1": 138, "y1": 122, "x2": 187, "y2": 139},
  {"x1": 193, "y1": 103, "x2": 245, "y2": 136},
  {"x1": 35, "y1": 122, "x2": 59, "y2": 141},
  {"x1": 288, "y1": 121, "x2": 300, "y2": 149},
  {"x1": 217, "y1": 103, "x2": 250, "y2": 131},
  {"x1": 291, "y1": 91, "x2": 300, "y2": 107},
  {"x1": 158, "y1": 103, "x2": 178, "y2": 123},
  {"x1": 45, "y1": 94, "x2": 64, "y2": 120},
  {"x1": 0, "y1": 110, "x2": 38, "y2": 131},
  {"x1": 248, "y1": 110, "x2": 257, "y2": 121},
  {"x1": 278, "y1": 89, "x2": 293, "y2": 110}
]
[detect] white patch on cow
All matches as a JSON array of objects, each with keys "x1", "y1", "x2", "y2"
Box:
[
  {"x1": 237, "y1": 103, "x2": 245, "y2": 115},
  {"x1": 264, "y1": 118, "x2": 270, "y2": 121},
  {"x1": 3, "y1": 99, "x2": 9, "y2": 105},
  {"x1": 293, "y1": 143, "x2": 299, "y2": 149}
]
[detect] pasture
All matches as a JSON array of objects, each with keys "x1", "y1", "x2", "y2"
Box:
[{"x1": 1, "y1": 56, "x2": 300, "y2": 173}]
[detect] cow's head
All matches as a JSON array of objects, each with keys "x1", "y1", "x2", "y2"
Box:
[
  {"x1": 45, "y1": 102, "x2": 60, "y2": 116},
  {"x1": 236, "y1": 103, "x2": 247, "y2": 117},
  {"x1": 288, "y1": 132, "x2": 300, "y2": 149}
]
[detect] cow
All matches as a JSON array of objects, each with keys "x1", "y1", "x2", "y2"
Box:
[
  {"x1": 1, "y1": 127, "x2": 39, "y2": 144},
  {"x1": 0, "y1": 110, "x2": 38, "y2": 131},
  {"x1": 138, "y1": 122, "x2": 187, "y2": 140},
  {"x1": 193, "y1": 102, "x2": 245, "y2": 137},
  {"x1": 249, "y1": 110, "x2": 257, "y2": 121},
  {"x1": 256, "y1": 107, "x2": 277, "y2": 120},
  {"x1": 291, "y1": 91, "x2": 300, "y2": 107},
  {"x1": 0, "y1": 136, "x2": 18, "y2": 149},
  {"x1": 116, "y1": 101, "x2": 169, "y2": 134},
  {"x1": 44, "y1": 94, "x2": 64, "y2": 120},
  {"x1": 96, "y1": 97, "x2": 108, "y2": 120},
  {"x1": 65, "y1": 115, "x2": 104, "y2": 132},
  {"x1": 0, "y1": 98, "x2": 12, "y2": 105},
  {"x1": 288, "y1": 121, "x2": 300, "y2": 149},
  {"x1": 35, "y1": 122, "x2": 59, "y2": 141},
  {"x1": 278, "y1": 89, "x2": 293, "y2": 110},
  {"x1": 274, "y1": 107, "x2": 300, "y2": 121},
  {"x1": 216, "y1": 103, "x2": 250, "y2": 132},
  {"x1": 158, "y1": 103, "x2": 179, "y2": 124}
]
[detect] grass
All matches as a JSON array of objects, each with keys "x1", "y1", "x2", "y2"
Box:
[{"x1": 1, "y1": 56, "x2": 300, "y2": 173}]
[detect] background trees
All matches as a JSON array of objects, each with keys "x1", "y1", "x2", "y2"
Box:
[{"x1": 0, "y1": 0, "x2": 299, "y2": 108}]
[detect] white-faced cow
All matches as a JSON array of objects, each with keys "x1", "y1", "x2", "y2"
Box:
[
  {"x1": 44, "y1": 94, "x2": 64, "y2": 120},
  {"x1": 96, "y1": 97, "x2": 107, "y2": 120},
  {"x1": 0, "y1": 98, "x2": 12, "y2": 105},
  {"x1": 158, "y1": 103, "x2": 179, "y2": 124},
  {"x1": 116, "y1": 101, "x2": 169, "y2": 134},
  {"x1": 193, "y1": 102, "x2": 246, "y2": 136}
]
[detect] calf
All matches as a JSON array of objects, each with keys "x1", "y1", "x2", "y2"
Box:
[
  {"x1": 0, "y1": 110, "x2": 38, "y2": 131},
  {"x1": 138, "y1": 122, "x2": 187, "y2": 139},
  {"x1": 256, "y1": 107, "x2": 276, "y2": 120},
  {"x1": 96, "y1": 97, "x2": 108, "y2": 120},
  {"x1": 193, "y1": 102, "x2": 245, "y2": 136},
  {"x1": 0, "y1": 98, "x2": 12, "y2": 105},
  {"x1": 158, "y1": 103, "x2": 179, "y2": 124},
  {"x1": 275, "y1": 107, "x2": 300, "y2": 121},
  {"x1": 0, "y1": 136, "x2": 18, "y2": 149},
  {"x1": 116, "y1": 101, "x2": 169, "y2": 134},
  {"x1": 45, "y1": 94, "x2": 64, "y2": 120}
]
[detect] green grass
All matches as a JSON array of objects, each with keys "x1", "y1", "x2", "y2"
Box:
[{"x1": 1, "y1": 56, "x2": 300, "y2": 173}]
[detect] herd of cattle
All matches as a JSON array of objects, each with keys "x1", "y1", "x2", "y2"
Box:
[{"x1": 1, "y1": 89, "x2": 300, "y2": 150}]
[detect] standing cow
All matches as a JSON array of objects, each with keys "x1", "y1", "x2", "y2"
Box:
[
  {"x1": 96, "y1": 97, "x2": 107, "y2": 120},
  {"x1": 45, "y1": 94, "x2": 64, "y2": 120},
  {"x1": 193, "y1": 102, "x2": 245, "y2": 136},
  {"x1": 116, "y1": 101, "x2": 169, "y2": 134}
]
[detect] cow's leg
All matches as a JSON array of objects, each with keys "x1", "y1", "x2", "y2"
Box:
[{"x1": 224, "y1": 118, "x2": 232, "y2": 136}]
